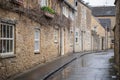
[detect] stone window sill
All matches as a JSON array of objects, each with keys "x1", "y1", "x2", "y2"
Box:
[
  {"x1": 54, "y1": 40, "x2": 58, "y2": 43},
  {"x1": 0, "y1": 53, "x2": 16, "y2": 59},
  {"x1": 34, "y1": 51, "x2": 40, "y2": 54}
]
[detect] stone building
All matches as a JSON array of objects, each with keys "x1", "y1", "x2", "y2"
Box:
[
  {"x1": 0, "y1": 0, "x2": 76, "y2": 79},
  {"x1": 74, "y1": 0, "x2": 92, "y2": 52},
  {"x1": 114, "y1": 0, "x2": 120, "y2": 77},
  {"x1": 92, "y1": 6, "x2": 115, "y2": 49},
  {"x1": 74, "y1": 0, "x2": 106, "y2": 52},
  {"x1": 91, "y1": 16, "x2": 106, "y2": 51}
]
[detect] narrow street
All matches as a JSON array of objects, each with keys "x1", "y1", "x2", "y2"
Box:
[
  {"x1": 46, "y1": 50, "x2": 116, "y2": 80},
  {"x1": 0, "y1": 0, "x2": 118, "y2": 80}
]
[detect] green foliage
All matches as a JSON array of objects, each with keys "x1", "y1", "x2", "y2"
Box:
[
  {"x1": 41, "y1": 6, "x2": 55, "y2": 14},
  {"x1": 109, "y1": 56, "x2": 114, "y2": 63}
]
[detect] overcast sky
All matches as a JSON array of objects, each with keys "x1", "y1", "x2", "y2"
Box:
[{"x1": 82, "y1": 0, "x2": 115, "y2": 6}]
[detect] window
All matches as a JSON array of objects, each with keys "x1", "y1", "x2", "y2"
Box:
[
  {"x1": 63, "y1": 6, "x2": 69, "y2": 18},
  {"x1": 75, "y1": 31, "x2": 79, "y2": 43},
  {"x1": 81, "y1": 7, "x2": 86, "y2": 19},
  {"x1": 70, "y1": 27, "x2": 73, "y2": 46},
  {"x1": 74, "y1": 0, "x2": 78, "y2": 6},
  {"x1": 70, "y1": 11, "x2": 75, "y2": 20},
  {"x1": 0, "y1": 23, "x2": 14, "y2": 57},
  {"x1": 54, "y1": 29, "x2": 58, "y2": 43},
  {"x1": 34, "y1": 29, "x2": 40, "y2": 53},
  {"x1": 40, "y1": 0, "x2": 48, "y2": 7}
]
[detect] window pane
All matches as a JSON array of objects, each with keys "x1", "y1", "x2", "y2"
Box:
[
  {"x1": 9, "y1": 26, "x2": 13, "y2": 38},
  {"x1": 3, "y1": 40, "x2": 6, "y2": 53},
  {"x1": 0, "y1": 40, "x2": 2, "y2": 53},
  {"x1": 35, "y1": 30, "x2": 39, "y2": 39},
  {"x1": 76, "y1": 38, "x2": 78, "y2": 42},
  {"x1": 7, "y1": 25, "x2": 9, "y2": 38},
  {"x1": 9, "y1": 40, "x2": 13, "y2": 52},
  {"x1": 6, "y1": 40, "x2": 8, "y2": 52},
  {"x1": 35, "y1": 41, "x2": 39, "y2": 51},
  {"x1": 3, "y1": 25, "x2": 6, "y2": 38},
  {"x1": 0, "y1": 24, "x2": 2, "y2": 38},
  {"x1": 41, "y1": 0, "x2": 46, "y2": 7},
  {"x1": 76, "y1": 32, "x2": 78, "y2": 36}
]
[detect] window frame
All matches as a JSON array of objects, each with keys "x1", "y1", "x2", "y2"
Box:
[
  {"x1": 54, "y1": 29, "x2": 59, "y2": 43},
  {"x1": 34, "y1": 29, "x2": 40, "y2": 53},
  {"x1": 0, "y1": 23, "x2": 15, "y2": 58},
  {"x1": 75, "y1": 30, "x2": 79, "y2": 44},
  {"x1": 70, "y1": 11, "x2": 75, "y2": 20},
  {"x1": 63, "y1": 6, "x2": 69, "y2": 18},
  {"x1": 40, "y1": 0, "x2": 48, "y2": 7}
]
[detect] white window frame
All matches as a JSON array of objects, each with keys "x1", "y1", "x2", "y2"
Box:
[
  {"x1": 70, "y1": 11, "x2": 75, "y2": 20},
  {"x1": 40, "y1": 0, "x2": 48, "y2": 7},
  {"x1": 81, "y1": 7, "x2": 86, "y2": 19},
  {"x1": 0, "y1": 23, "x2": 15, "y2": 58},
  {"x1": 83, "y1": 7, "x2": 86, "y2": 19},
  {"x1": 70, "y1": 27, "x2": 73, "y2": 46},
  {"x1": 63, "y1": 6, "x2": 69, "y2": 18},
  {"x1": 34, "y1": 29, "x2": 40, "y2": 53},
  {"x1": 75, "y1": 30, "x2": 79, "y2": 44},
  {"x1": 54, "y1": 29, "x2": 58, "y2": 43}
]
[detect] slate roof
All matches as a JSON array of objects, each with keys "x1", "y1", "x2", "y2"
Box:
[
  {"x1": 98, "y1": 19, "x2": 111, "y2": 28},
  {"x1": 92, "y1": 6, "x2": 115, "y2": 17}
]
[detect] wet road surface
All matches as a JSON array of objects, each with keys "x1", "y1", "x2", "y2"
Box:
[{"x1": 46, "y1": 50, "x2": 116, "y2": 80}]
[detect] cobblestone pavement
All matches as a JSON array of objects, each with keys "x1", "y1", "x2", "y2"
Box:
[{"x1": 46, "y1": 50, "x2": 116, "y2": 80}]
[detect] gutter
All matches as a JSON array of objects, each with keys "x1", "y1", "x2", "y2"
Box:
[
  {"x1": 64, "y1": 0, "x2": 77, "y2": 11},
  {"x1": 78, "y1": 0, "x2": 91, "y2": 10}
]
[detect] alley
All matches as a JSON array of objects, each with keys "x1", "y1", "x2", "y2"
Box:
[
  {"x1": 0, "y1": 0, "x2": 117, "y2": 80},
  {"x1": 46, "y1": 50, "x2": 116, "y2": 80}
]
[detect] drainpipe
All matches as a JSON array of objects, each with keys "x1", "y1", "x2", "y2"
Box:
[
  {"x1": 73, "y1": 22, "x2": 75, "y2": 53},
  {"x1": 81, "y1": 31, "x2": 83, "y2": 52},
  {"x1": 91, "y1": 32, "x2": 93, "y2": 52},
  {"x1": 60, "y1": 0, "x2": 63, "y2": 56},
  {"x1": 73, "y1": 12, "x2": 76, "y2": 53}
]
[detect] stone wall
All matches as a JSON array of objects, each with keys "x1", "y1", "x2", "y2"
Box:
[
  {"x1": 114, "y1": 0, "x2": 120, "y2": 75},
  {"x1": 91, "y1": 16, "x2": 106, "y2": 50},
  {"x1": 97, "y1": 16, "x2": 115, "y2": 49},
  {"x1": 0, "y1": 6, "x2": 73, "y2": 80},
  {"x1": 74, "y1": 1, "x2": 92, "y2": 52}
]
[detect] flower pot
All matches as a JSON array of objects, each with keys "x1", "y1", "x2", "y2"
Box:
[{"x1": 44, "y1": 12, "x2": 54, "y2": 18}]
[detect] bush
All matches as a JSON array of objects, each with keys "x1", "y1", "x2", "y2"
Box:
[
  {"x1": 41, "y1": 6, "x2": 55, "y2": 14},
  {"x1": 109, "y1": 56, "x2": 114, "y2": 63}
]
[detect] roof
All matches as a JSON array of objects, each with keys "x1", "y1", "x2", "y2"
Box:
[
  {"x1": 98, "y1": 19, "x2": 111, "y2": 28},
  {"x1": 78, "y1": 0, "x2": 91, "y2": 10},
  {"x1": 92, "y1": 6, "x2": 115, "y2": 17}
]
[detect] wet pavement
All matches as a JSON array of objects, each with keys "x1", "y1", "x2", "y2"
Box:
[{"x1": 46, "y1": 50, "x2": 116, "y2": 80}]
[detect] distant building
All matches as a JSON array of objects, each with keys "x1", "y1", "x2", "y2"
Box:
[{"x1": 92, "y1": 6, "x2": 116, "y2": 49}]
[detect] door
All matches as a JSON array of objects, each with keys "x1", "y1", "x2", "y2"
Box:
[{"x1": 61, "y1": 28, "x2": 64, "y2": 55}]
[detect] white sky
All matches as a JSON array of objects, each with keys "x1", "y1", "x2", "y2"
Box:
[{"x1": 82, "y1": 0, "x2": 115, "y2": 6}]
